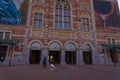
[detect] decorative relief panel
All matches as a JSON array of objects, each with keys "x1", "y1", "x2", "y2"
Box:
[
  {"x1": 80, "y1": 2, "x2": 90, "y2": 11},
  {"x1": 81, "y1": 32, "x2": 92, "y2": 39},
  {"x1": 30, "y1": 28, "x2": 43, "y2": 38},
  {"x1": 34, "y1": 0, "x2": 44, "y2": 5},
  {"x1": 49, "y1": 30, "x2": 77, "y2": 39}
]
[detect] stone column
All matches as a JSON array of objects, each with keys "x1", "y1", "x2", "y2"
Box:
[
  {"x1": 26, "y1": 48, "x2": 30, "y2": 64},
  {"x1": 61, "y1": 49, "x2": 66, "y2": 65},
  {"x1": 76, "y1": 48, "x2": 84, "y2": 65},
  {"x1": 90, "y1": 0, "x2": 99, "y2": 65},
  {"x1": 92, "y1": 49, "x2": 98, "y2": 64},
  {"x1": 76, "y1": 49, "x2": 80, "y2": 65}
]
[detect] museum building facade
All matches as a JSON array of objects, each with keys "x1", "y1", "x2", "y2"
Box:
[{"x1": 0, "y1": 0, "x2": 120, "y2": 65}]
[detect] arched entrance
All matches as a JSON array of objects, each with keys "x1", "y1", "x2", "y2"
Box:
[
  {"x1": 29, "y1": 42, "x2": 41, "y2": 64},
  {"x1": 83, "y1": 44, "x2": 92, "y2": 64},
  {"x1": 65, "y1": 43, "x2": 76, "y2": 64},
  {"x1": 49, "y1": 42, "x2": 61, "y2": 64}
]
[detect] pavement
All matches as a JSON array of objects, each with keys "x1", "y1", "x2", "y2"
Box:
[
  {"x1": 56, "y1": 64, "x2": 120, "y2": 80},
  {"x1": 0, "y1": 64, "x2": 64, "y2": 80},
  {"x1": 0, "y1": 64, "x2": 120, "y2": 80},
  {"x1": 77, "y1": 64, "x2": 120, "y2": 74}
]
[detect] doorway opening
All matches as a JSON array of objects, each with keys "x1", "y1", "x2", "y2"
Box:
[
  {"x1": 29, "y1": 50, "x2": 41, "y2": 64},
  {"x1": 109, "y1": 48, "x2": 118, "y2": 63},
  {"x1": 49, "y1": 51, "x2": 61, "y2": 64},
  {"x1": 65, "y1": 51, "x2": 76, "y2": 64},
  {"x1": 0, "y1": 45, "x2": 7, "y2": 62},
  {"x1": 83, "y1": 51, "x2": 92, "y2": 64}
]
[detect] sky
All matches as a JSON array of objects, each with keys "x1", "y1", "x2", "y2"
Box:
[{"x1": 118, "y1": 0, "x2": 120, "y2": 11}]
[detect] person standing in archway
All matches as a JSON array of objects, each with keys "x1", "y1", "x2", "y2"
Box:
[{"x1": 42, "y1": 57, "x2": 47, "y2": 69}]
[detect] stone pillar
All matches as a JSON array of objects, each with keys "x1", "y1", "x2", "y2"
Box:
[
  {"x1": 76, "y1": 49, "x2": 80, "y2": 65},
  {"x1": 76, "y1": 48, "x2": 84, "y2": 65},
  {"x1": 25, "y1": 48, "x2": 30, "y2": 64},
  {"x1": 80, "y1": 50, "x2": 84, "y2": 64},
  {"x1": 41, "y1": 47, "x2": 49, "y2": 64},
  {"x1": 89, "y1": 0, "x2": 100, "y2": 65},
  {"x1": 61, "y1": 49, "x2": 66, "y2": 65},
  {"x1": 92, "y1": 49, "x2": 98, "y2": 64},
  {"x1": 118, "y1": 54, "x2": 120, "y2": 65},
  {"x1": 22, "y1": 27, "x2": 30, "y2": 65}
]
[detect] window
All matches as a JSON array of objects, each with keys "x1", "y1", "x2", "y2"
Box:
[
  {"x1": 33, "y1": 13, "x2": 43, "y2": 28},
  {"x1": 5, "y1": 32, "x2": 10, "y2": 39},
  {"x1": 82, "y1": 17, "x2": 89, "y2": 32},
  {"x1": 0, "y1": 32, "x2": 11, "y2": 39},
  {"x1": 112, "y1": 38, "x2": 115, "y2": 45},
  {"x1": 55, "y1": 4, "x2": 63, "y2": 29},
  {"x1": 58, "y1": 0, "x2": 66, "y2": 3},
  {"x1": 0, "y1": 32, "x2": 3, "y2": 39},
  {"x1": 107, "y1": 38, "x2": 115, "y2": 45},
  {"x1": 64, "y1": 5, "x2": 71, "y2": 30},
  {"x1": 107, "y1": 38, "x2": 111, "y2": 44},
  {"x1": 55, "y1": 1, "x2": 71, "y2": 30}
]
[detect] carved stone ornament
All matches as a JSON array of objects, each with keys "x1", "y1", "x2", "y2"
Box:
[
  {"x1": 45, "y1": 13, "x2": 49, "y2": 19},
  {"x1": 35, "y1": 0, "x2": 44, "y2": 5},
  {"x1": 80, "y1": 2, "x2": 90, "y2": 11},
  {"x1": 77, "y1": 22, "x2": 81, "y2": 27},
  {"x1": 51, "y1": 0, "x2": 56, "y2": 2}
]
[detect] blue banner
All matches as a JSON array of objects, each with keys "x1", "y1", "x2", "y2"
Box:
[{"x1": 0, "y1": 0, "x2": 28, "y2": 25}]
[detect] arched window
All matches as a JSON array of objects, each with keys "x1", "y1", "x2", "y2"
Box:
[
  {"x1": 65, "y1": 43, "x2": 76, "y2": 51},
  {"x1": 55, "y1": 0, "x2": 71, "y2": 30},
  {"x1": 49, "y1": 42, "x2": 61, "y2": 50},
  {"x1": 55, "y1": 4, "x2": 62, "y2": 29},
  {"x1": 31, "y1": 42, "x2": 41, "y2": 50},
  {"x1": 107, "y1": 37, "x2": 116, "y2": 45},
  {"x1": 64, "y1": 4, "x2": 71, "y2": 30},
  {"x1": 83, "y1": 44, "x2": 92, "y2": 52}
]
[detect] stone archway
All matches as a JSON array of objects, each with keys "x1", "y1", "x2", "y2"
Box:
[
  {"x1": 29, "y1": 42, "x2": 41, "y2": 64},
  {"x1": 83, "y1": 44, "x2": 92, "y2": 64},
  {"x1": 49, "y1": 42, "x2": 61, "y2": 64},
  {"x1": 65, "y1": 43, "x2": 76, "y2": 64}
]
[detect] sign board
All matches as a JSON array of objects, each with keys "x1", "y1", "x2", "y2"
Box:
[{"x1": 0, "y1": 0, "x2": 29, "y2": 25}]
